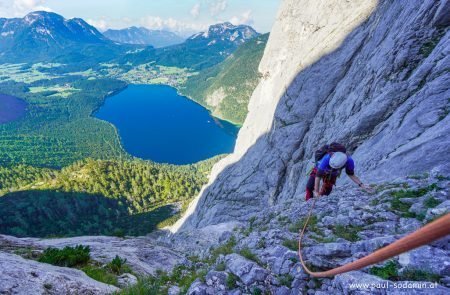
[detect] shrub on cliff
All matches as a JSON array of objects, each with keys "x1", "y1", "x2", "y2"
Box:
[{"x1": 38, "y1": 245, "x2": 90, "y2": 267}]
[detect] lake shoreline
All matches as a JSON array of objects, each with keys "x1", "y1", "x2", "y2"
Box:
[
  {"x1": 89, "y1": 84, "x2": 130, "y2": 160},
  {"x1": 173, "y1": 86, "x2": 243, "y2": 128},
  {"x1": 94, "y1": 84, "x2": 238, "y2": 165}
]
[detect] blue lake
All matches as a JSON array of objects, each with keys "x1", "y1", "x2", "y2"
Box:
[
  {"x1": 95, "y1": 84, "x2": 238, "y2": 164},
  {"x1": 0, "y1": 94, "x2": 27, "y2": 124}
]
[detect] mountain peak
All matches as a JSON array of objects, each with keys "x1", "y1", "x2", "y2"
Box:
[
  {"x1": 0, "y1": 11, "x2": 108, "y2": 60},
  {"x1": 188, "y1": 22, "x2": 259, "y2": 44},
  {"x1": 211, "y1": 22, "x2": 234, "y2": 29},
  {"x1": 24, "y1": 11, "x2": 62, "y2": 24}
]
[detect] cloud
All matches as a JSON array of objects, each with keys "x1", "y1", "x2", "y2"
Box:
[
  {"x1": 87, "y1": 18, "x2": 109, "y2": 31},
  {"x1": 13, "y1": 0, "x2": 52, "y2": 13},
  {"x1": 140, "y1": 15, "x2": 209, "y2": 36},
  {"x1": 0, "y1": 0, "x2": 52, "y2": 17},
  {"x1": 86, "y1": 16, "x2": 134, "y2": 32},
  {"x1": 85, "y1": 14, "x2": 211, "y2": 37},
  {"x1": 209, "y1": 0, "x2": 227, "y2": 16},
  {"x1": 190, "y1": 3, "x2": 201, "y2": 18},
  {"x1": 229, "y1": 10, "x2": 254, "y2": 26}
]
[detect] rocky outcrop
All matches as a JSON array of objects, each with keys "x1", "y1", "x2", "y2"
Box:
[
  {"x1": 0, "y1": 252, "x2": 117, "y2": 295},
  {"x1": 0, "y1": 235, "x2": 187, "y2": 276},
  {"x1": 2, "y1": 176, "x2": 445, "y2": 294},
  {"x1": 179, "y1": 176, "x2": 450, "y2": 294},
  {"x1": 225, "y1": 253, "x2": 269, "y2": 285},
  {"x1": 177, "y1": 0, "x2": 450, "y2": 230}
]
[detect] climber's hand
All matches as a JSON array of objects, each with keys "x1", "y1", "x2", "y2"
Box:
[{"x1": 313, "y1": 190, "x2": 321, "y2": 198}]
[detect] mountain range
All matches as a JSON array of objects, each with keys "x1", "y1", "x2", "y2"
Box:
[
  {"x1": 103, "y1": 27, "x2": 184, "y2": 48},
  {"x1": 0, "y1": 11, "x2": 118, "y2": 63},
  {"x1": 122, "y1": 22, "x2": 260, "y2": 70},
  {"x1": 0, "y1": 11, "x2": 260, "y2": 72}
]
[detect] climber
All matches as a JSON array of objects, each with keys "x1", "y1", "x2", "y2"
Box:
[{"x1": 305, "y1": 143, "x2": 371, "y2": 201}]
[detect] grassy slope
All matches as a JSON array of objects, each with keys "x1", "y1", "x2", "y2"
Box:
[{"x1": 179, "y1": 34, "x2": 269, "y2": 125}]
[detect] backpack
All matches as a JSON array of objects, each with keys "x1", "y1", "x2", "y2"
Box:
[{"x1": 314, "y1": 142, "x2": 347, "y2": 162}]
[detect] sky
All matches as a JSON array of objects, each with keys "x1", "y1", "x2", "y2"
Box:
[{"x1": 0, "y1": 0, "x2": 281, "y2": 36}]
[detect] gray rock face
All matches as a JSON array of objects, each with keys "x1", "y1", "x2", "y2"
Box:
[
  {"x1": 187, "y1": 279, "x2": 208, "y2": 295},
  {"x1": 180, "y1": 176, "x2": 450, "y2": 294},
  {"x1": 205, "y1": 271, "x2": 228, "y2": 290},
  {"x1": 0, "y1": 252, "x2": 118, "y2": 295},
  {"x1": 398, "y1": 246, "x2": 450, "y2": 276},
  {"x1": 168, "y1": 285, "x2": 181, "y2": 295},
  {"x1": 178, "y1": 0, "x2": 450, "y2": 230},
  {"x1": 117, "y1": 273, "x2": 138, "y2": 288},
  {"x1": 225, "y1": 254, "x2": 269, "y2": 286}
]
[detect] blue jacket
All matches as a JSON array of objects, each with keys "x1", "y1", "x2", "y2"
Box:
[{"x1": 316, "y1": 154, "x2": 355, "y2": 177}]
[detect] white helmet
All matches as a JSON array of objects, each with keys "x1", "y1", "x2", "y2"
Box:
[{"x1": 330, "y1": 152, "x2": 347, "y2": 169}]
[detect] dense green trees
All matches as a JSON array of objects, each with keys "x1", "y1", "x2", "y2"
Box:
[
  {"x1": 0, "y1": 164, "x2": 54, "y2": 193},
  {"x1": 0, "y1": 75, "x2": 127, "y2": 168},
  {"x1": 53, "y1": 158, "x2": 215, "y2": 212},
  {"x1": 0, "y1": 157, "x2": 219, "y2": 237}
]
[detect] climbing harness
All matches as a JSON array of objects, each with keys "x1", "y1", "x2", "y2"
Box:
[{"x1": 298, "y1": 198, "x2": 450, "y2": 278}]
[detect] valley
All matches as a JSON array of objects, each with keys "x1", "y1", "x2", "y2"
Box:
[
  {"x1": 0, "y1": 12, "x2": 263, "y2": 168},
  {"x1": 0, "y1": 11, "x2": 263, "y2": 242}
]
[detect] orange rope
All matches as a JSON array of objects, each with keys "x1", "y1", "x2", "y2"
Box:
[{"x1": 298, "y1": 198, "x2": 450, "y2": 277}]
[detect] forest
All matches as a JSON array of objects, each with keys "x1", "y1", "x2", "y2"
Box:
[
  {"x1": 0, "y1": 73, "x2": 127, "y2": 167},
  {"x1": 0, "y1": 157, "x2": 219, "y2": 237}
]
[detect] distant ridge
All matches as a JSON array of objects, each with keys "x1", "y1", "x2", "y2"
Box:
[
  {"x1": 123, "y1": 22, "x2": 260, "y2": 70},
  {"x1": 103, "y1": 27, "x2": 185, "y2": 48}
]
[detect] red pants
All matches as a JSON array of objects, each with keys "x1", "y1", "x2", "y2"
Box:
[{"x1": 305, "y1": 167, "x2": 337, "y2": 201}]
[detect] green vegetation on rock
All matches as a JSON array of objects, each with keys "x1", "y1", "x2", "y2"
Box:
[
  {"x1": 333, "y1": 224, "x2": 363, "y2": 242},
  {"x1": 119, "y1": 265, "x2": 207, "y2": 295},
  {"x1": 390, "y1": 184, "x2": 438, "y2": 218},
  {"x1": 239, "y1": 247, "x2": 261, "y2": 264},
  {"x1": 282, "y1": 239, "x2": 298, "y2": 251},
  {"x1": 370, "y1": 260, "x2": 441, "y2": 283},
  {"x1": 82, "y1": 265, "x2": 119, "y2": 286},
  {"x1": 209, "y1": 236, "x2": 237, "y2": 263},
  {"x1": 369, "y1": 261, "x2": 399, "y2": 280},
  {"x1": 38, "y1": 245, "x2": 91, "y2": 267},
  {"x1": 36, "y1": 245, "x2": 131, "y2": 286}
]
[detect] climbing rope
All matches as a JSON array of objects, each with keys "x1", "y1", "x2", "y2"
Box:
[{"x1": 297, "y1": 197, "x2": 450, "y2": 278}]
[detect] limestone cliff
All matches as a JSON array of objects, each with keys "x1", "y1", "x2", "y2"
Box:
[{"x1": 178, "y1": 0, "x2": 450, "y2": 230}]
